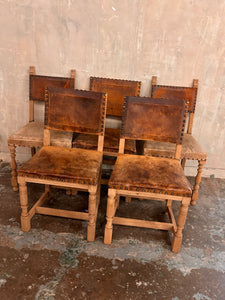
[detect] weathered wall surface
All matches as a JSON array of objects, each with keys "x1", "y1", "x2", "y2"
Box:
[{"x1": 0, "y1": 0, "x2": 224, "y2": 177}]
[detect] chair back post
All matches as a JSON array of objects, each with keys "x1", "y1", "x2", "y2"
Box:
[
  {"x1": 187, "y1": 79, "x2": 199, "y2": 134},
  {"x1": 29, "y1": 66, "x2": 36, "y2": 122},
  {"x1": 70, "y1": 69, "x2": 76, "y2": 83},
  {"x1": 43, "y1": 129, "x2": 50, "y2": 146},
  {"x1": 175, "y1": 144, "x2": 182, "y2": 159},
  {"x1": 97, "y1": 135, "x2": 104, "y2": 152},
  {"x1": 152, "y1": 75, "x2": 157, "y2": 86},
  {"x1": 118, "y1": 138, "x2": 125, "y2": 154}
]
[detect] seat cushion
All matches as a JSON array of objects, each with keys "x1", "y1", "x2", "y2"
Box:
[
  {"x1": 73, "y1": 128, "x2": 136, "y2": 154},
  {"x1": 144, "y1": 133, "x2": 207, "y2": 160},
  {"x1": 108, "y1": 154, "x2": 192, "y2": 196},
  {"x1": 18, "y1": 146, "x2": 102, "y2": 185},
  {"x1": 8, "y1": 121, "x2": 73, "y2": 148}
]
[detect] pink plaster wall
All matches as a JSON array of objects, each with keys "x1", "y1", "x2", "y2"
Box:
[{"x1": 0, "y1": 0, "x2": 224, "y2": 177}]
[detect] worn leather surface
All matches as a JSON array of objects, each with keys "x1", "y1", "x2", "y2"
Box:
[
  {"x1": 121, "y1": 97, "x2": 186, "y2": 144},
  {"x1": 45, "y1": 87, "x2": 106, "y2": 135},
  {"x1": 90, "y1": 77, "x2": 141, "y2": 117},
  {"x1": 18, "y1": 146, "x2": 102, "y2": 185},
  {"x1": 109, "y1": 154, "x2": 192, "y2": 196},
  {"x1": 152, "y1": 86, "x2": 197, "y2": 113},
  {"x1": 73, "y1": 128, "x2": 136, "y2": 154},
  {"x1": 8, "y1": 121, "x2": 73, "y2": 148},
  {"x1": 144, "y1": 133, "x2": 207, "y2": 160},
  {"x1": 30, "y1": 75, "x2": 74, "y2": 101}
]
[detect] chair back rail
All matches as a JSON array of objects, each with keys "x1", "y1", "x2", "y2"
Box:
[
  {"x1": 29, "y1": 66, "x2": 75, "y2": 122},
  {"x1": 151, "y1": 76, "x2": 198, "y2": 134},
  {"x1": 90, "y1": 77, "x2": 141, "y2": 117},
  {"x1": 119, "y1": 97, "x2": 188, "y2": 159},
  {"x1": 44, "y1": 87, "x2": 107, "y2": 151}
]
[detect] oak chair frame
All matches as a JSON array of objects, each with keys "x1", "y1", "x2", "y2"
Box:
[
  {"x1": 104, "y1": 97, "x2": 192, "y2": 253},
  {"x1": 17, "y1": 87, "x2": 107, "y2": 241},
  {"x1": 149, "y1": 76, "x2": 207, "y2": 205},
  {"x1": 8, "y1": 66, "x2": 75, "y2": 191}
]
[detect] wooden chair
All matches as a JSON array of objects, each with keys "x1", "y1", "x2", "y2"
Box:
[
  {"x1": 104, "y1": 96, "x2": 192, "y2": 253},
  {"x1": 73, "y1": 77, "x2": 142, "y2": 161},
  {"x1": 144, "y1": 76, "x2": 207, "y2": 205},
  {"x1": 17, "y1": 87, "x2": 107, "y2": 241},
  {"x1": 8, "y1": 66, "x2": 75, "y2": 191}
]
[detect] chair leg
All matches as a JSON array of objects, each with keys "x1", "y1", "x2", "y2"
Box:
[
  {"x1": 181, "y1": 158, "x2": 186, "y2": 169},
  {"x1": 191, "y1": 160, "x2": 206, "y2": 205},
  {"x1": 31, "y1": 147, "x2": 36, "y2": 156},
  {"x1": 104, "y1": 189, "x2": 116, "y2": 244},
  {"x1": 8, "y1": 144, "x2": 18, "y2": 191},
  {"x1": 87, "y1": 189, "x2": 97, "y2": 242},
  {"x1": 172, "y1": 198, "x2": 189, "y2": 253},
  {"x1": 18, "y1": 178, "x2": 31, "y2": 232}
]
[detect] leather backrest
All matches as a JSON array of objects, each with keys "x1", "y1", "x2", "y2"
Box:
[
  {"x1": 45, "y1": 87, "x2": 107, "y2": 135},
  {"x1": 90, "y1": 77, "x2": 141, "y2": 117},
  {"x1": 121, "y1": 97, "x2": 187, "y2": 144},
  {"x1": 30, "y1": 75, "x2": 75, "y2": 101},
  {"x1": 152, "y1": 85, "x2": 197, "y2": 113}
]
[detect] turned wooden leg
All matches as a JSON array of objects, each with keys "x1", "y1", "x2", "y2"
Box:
[
  {"x1": 18, "y1": 178, "x2": 31, "y2": 232},
  {"x1": 191, "y1": 160, "x2": 206, "y2": 205},
  {"x1": 172, "y1": 198, "x2": 190, "y2": 253},
  {"x1": 8, "y1": 144, "x2": 18, "y2": 191},
  {"x1": 181, "y1": 158, "x2": 186, "y2": 169},
  {"x1": 31, "y1": 147, "x2": 36, "y2": 156},
  {"x1": 125, "y1": 197, "x2": 131, "y2": 203},
  {"x1": 104, "y1": 189, "x2": 116, "y2": 244},
  {"x1": 87, "y1": 188, "x2": 97, "y2": 242}
]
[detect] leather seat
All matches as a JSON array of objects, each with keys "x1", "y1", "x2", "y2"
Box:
[
  {"x1": 109, "y1": 154, "x2": 192, "y2": 197},
  {"x1": 73, "y1": 128, "x2": 136, "y2": 154},
  {"x1": 18, "y1": 146, "x2": 102, "y2": 185},
  {"x1": 8, "y1": 122, "x2": 73, "y2": 149},
  {"x1": 144, "y1": 133, "x2": 207, "y2": 161}
]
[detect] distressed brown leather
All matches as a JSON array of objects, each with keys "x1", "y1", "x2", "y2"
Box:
[
  {"x1": 144, "y1": 133, "x2": 207, "y2": 160},
  {"x1": 30, "y1": 75, "x2": 74, "y2": 101},
  {"x1": 109, "y1": 154, "x2": 192, "y2": 196},
  {"x1": 152, "y1": 85, "x2": 197, "y2": 113},
  {"x1": 18, "y1": 146, "x2": 102, "y2": 185},
  {"x1": 45, "y1": 87, "x2": 107, "y2": 135},
  {"x1": 73, "y1": 128, "x2": 136, "y2": 154},
  {"x1": 90, "y1": 77, "x2": 141, "y2": 117},
  {"x1": 121, "y1": 97, "x2": 187, "y2": 144}
]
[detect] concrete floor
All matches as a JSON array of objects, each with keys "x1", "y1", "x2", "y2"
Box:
[{"x1": 0, "y1": 161, "x2": 224, "y2": 300}]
